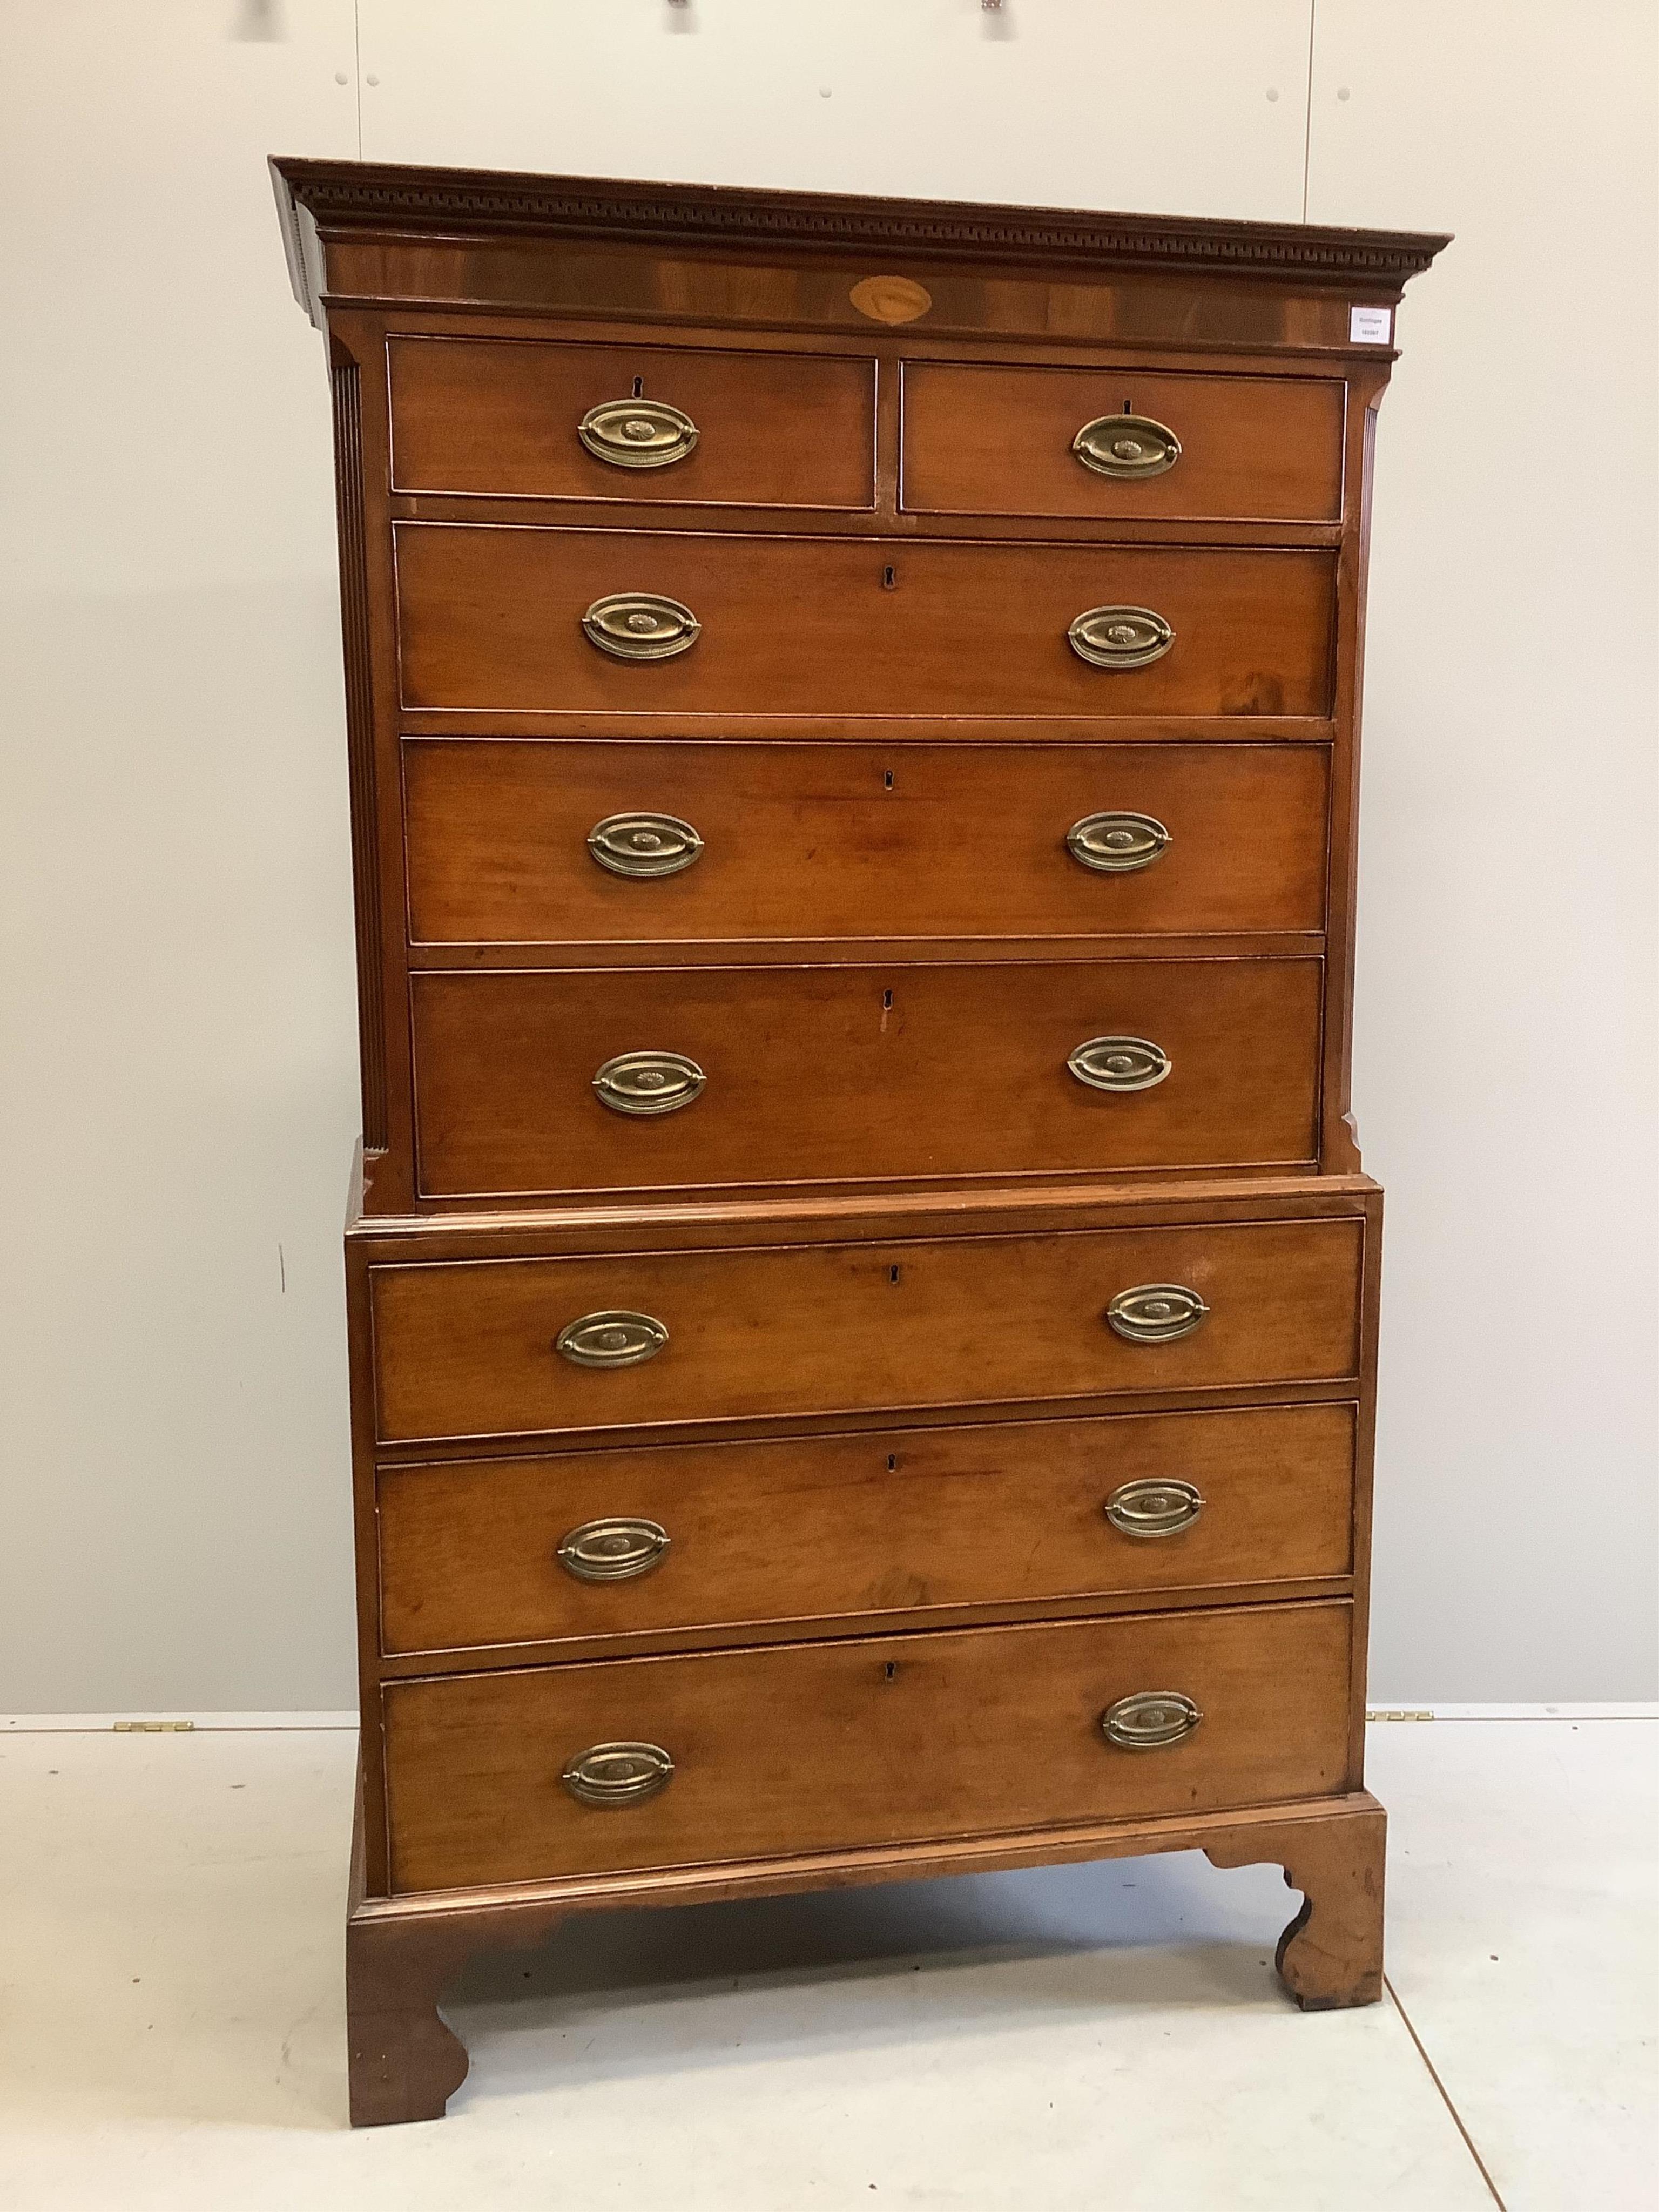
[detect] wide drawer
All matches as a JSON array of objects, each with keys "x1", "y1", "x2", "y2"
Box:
[
  {"x1": 369, "y1": 1216, "x2": 1365, "y2": 1444},
  {"x1": 901, "y1": 362, "x2": 1346, "y2": 523},
  {"x1": 394, "y1": 527, "x2": 1336, "y2": 719},
  {"x1": 388, "y1": 336, "x2": 876, "y2": 510},
  {"x1": 409, "y1": 957, "x2": 1324, "y2": 1199},
  {"x1": 381, "y1": 1599, "x2": 1354, "y2": 1891},
  {"x1": 402, "y1": 740, "x2": 1330, "y2": 946},
  {"x1": 377, "y1": 1402, "x2": 1357, "y2": 1656}
]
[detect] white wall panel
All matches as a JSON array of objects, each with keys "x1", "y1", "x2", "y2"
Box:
[
  {"x1": 1305, "y1": 1, "x2": 1659, "y2": 1697},
  {"x1": 2, "y1": 3, "x2": 1653, "y2": 1708},
  {"x1": 0, "y1": 2, "x2": 361, "y2": 1710},
  {"x1": 358, "y1": 0, "x2": 1315, "y2": 220}
]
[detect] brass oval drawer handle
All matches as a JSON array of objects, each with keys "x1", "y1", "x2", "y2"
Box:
[
  {"x1": 1105, "y1": 1284, "x2": 1210, "y2": 1344},
  {"x1": 1073, "y1": 412, "x2": 1182, "y2": 480},
  {"x1": 1069, "y1": 1036, "x2": 1171, "y2": 1093},
  {"x1": 562, "y1": 1741, "x2": 675, "y2": 1807},
  {"x1": 578, "y1": 397, "x2": 699, "y2": 470},
  {"x1": 1101, "y1": 1691, "x2": 1202, "y2": 1750},
  {"x1": 593, "y1": 1050, "x2": 706, "y2": 1117},
  {"x1": 1067, "y1": 811, "x2": 1171, "y2": 874},
  {"x1": 557, "y1": 1517, "x2": 672, "y2": 1582},
  {"x1": 1068, "y1": 605, "x2": 1174, "y2": 670},
  {"x1": 555, "y1": 1310, "x2": 669, "y2": 1368},
  {"x1": 588, "y1": 811, "x2": 704, "y2": 878},
  {"x1": 1104, "y1": 1478, "x2": 1206, "y2": 1539},
  {"x1": 583, "y1": 592, "x2": 701, "y2": 662}
]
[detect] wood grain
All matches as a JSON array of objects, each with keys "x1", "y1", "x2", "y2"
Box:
[
  {"x1": 394, "y1": 527, "x2": 1336, "y2": 719},
  {"x1": 389, "y1": 335, "x2": 876, "y2": 509},
  {"x1": 408, "y1": 956, "x2": 1324, "y2": 1199},
  {"x1": 382, "y1": 1599, "x2": 1353, "y2": 1891},
  {"x1": 901, "y1": 361, "x2": 1345, "y2": 523},
  {"x1": 376, "y1": 1400, "x2": 1357, "y2": 1657},
  {"x1": 401, "y1": 739, "x2": 1331, "y2": 948},
  {"x1": 368, "y1": 1213, "x2": 1365, "y2": 1445}
]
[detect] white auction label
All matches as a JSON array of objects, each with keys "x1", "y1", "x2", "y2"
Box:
[{"x1": 1349, "y1": 305, "x2": 1393, "y2": 344}]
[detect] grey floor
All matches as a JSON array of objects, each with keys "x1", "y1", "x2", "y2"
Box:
[{"x1": 1, "y1": 1717, "x2": 1653, "y2": 2209}]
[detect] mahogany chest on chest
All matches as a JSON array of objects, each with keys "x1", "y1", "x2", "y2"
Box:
[{"x1": 272, "y1": 157, "x2": 1446, "y2": 2124}]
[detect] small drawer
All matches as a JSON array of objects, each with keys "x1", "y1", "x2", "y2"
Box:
[
  {"x1": 402, "y1": 740, "x2": 1330, "y2": 947},
  {"x1": 409, "y1": 956, "x2": 1324, "y2": 1200},
  {"x1": 388, "y1": 336, "x2": 876, "y2": 510},
  {"x1": 381, "y1": 1599, "x2": 1353, "y2": 1891},
  {"x1": 368, "y1": 1215, "x2": 1365, "y2": 1445},
  {"x1": 377, "y1": 1402, "x2": 1357, "y2": 1656},
  {"x1": 394, "y1": 526, "x2": 1336, "y2": 720},
  {"x1": 900, "y1": 362, "x2": 1346, "y2": 524}
]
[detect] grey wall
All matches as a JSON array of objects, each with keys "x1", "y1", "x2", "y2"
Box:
[{"x1": 2, "y1": 1, "x2": 1654, "y2": 1711}]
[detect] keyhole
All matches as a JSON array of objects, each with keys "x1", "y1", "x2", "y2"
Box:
[
  {"x1": 883, "y1": 770, "x2": 894, "y2": 791},
  {"x1": 889, "y1": 1264, "x2": 901, "y2": 1285},
  {"x1": 887, "y1": 1453, "x2": 897, "y2": 1471},
  {"x1": 882, "y1": 565, "x2": 897, "y2": 590},
  {"x1": 632, "y1": 376, "x2": 644, "y2": 398},
  {"x1": 882, "y1": 988, "x2": 893, "y2": 1009},
  {"x1": 884, "y1": 1661, "x2": 898, "y2": 1682},
  {"x1": 1123, "y1": 399, "x2": 1133, "y2": 414}
]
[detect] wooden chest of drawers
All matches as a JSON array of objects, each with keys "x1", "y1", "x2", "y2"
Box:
[{"x1": 273, "y1": 158, "x2": 1446, "y2": 2125}]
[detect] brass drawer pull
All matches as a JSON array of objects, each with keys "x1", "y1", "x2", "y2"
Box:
[
  {"x1": 593, "y1": 1049, "x2": 706, "y2": 1117},
  {"x1": 588, "y1": 811, "x2": 704, "y2": 878},
  {"x1": 582, "y1": 592, "x2": 701, "y2": 661},
  {"x1": 562, "y1": 1741, "x2": 675, "y2": 1807},
  {"x1": 1067, "y1": 811, "x2": 1171, "y2": 874},
  {"x1": 1105, "y1": 1284, "x2": 1210, "y2": 1344},
  {"x1": 557, "y1": 1517, "x2": 671, "y2": 1582},
  {"x1": 1104, "y1": 1479, "x2": 1205, "y2": 1539},
  {"x1": 1101, "y1": 1691, "x2": 1202, "y2": 1750},
  {"x1": 578, "y1": 397, "x2": 699, "y2": 470},
  {"x1": 555, "y1": 1310, "x2": 669, "y2": 1368},
  {"x1": 1073, "y1": 412, "x2": 1182, "y2": 480},
  {"x1": 1068, "y1": 605, "x2": 1174, "y2": 670},
  {"x1": 1068, "y1": 1036, "x2": 1170, "y2": 1093}
]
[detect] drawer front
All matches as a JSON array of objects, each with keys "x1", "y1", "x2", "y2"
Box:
[
  {"x1": 395, "y1": 527, "x2": 1336, "y2": 719},
  {"x1": 378, "y1": 1402, "x2": 1357, "y2": 1656},
  {"x1": 410, "y1": 957, "x2": 1323, "y2": 1199},
  {"x1": 901, "y1": 363, "x2": 1345, "y2": 523},
  {"x1": 403, "y1": 740, "x2": 1330, "y2": 947},
  {"x1": 369, "y1": 1216, "x2": 1364, "y2": 1444},
  {"x1": 388, "y1": 336, "x2": 877, "y2": 509},
  {"x1": 382, "y1": 1600, "x2": 1353, "y2": 1890}
]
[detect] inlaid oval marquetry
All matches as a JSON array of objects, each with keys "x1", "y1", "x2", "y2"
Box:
[
  {"x1": 582, "y1": 592, "x2": 702, "y2": 661},
  {"x1": 849, "y1": 274, "x2": 933, "y2": 325},
  {"x1": 1100, "y1": 1691, "x2": 1203, "y2": 1750},
  {"x1": 1073, "y1": 412, "x2": 1183, "y2": 480},
  {"x1": 592, "y1": 1049, "x2": 706, "y2": 1117},
  {"x1": 554, "y1": 1310, "x2": 669, "y2": 1368},
  {"x1": 1104, "y1": 1478, "x2": 1206, "y2": 1540},
  {"x1": 1104, "y1": 1283, "x2": 1210, "y2": 1345},
  {"x1": 1068, "y1": 605, "x2": 1175, "y2": 670},
  {"x1": 561, "y1": 1741, "x2": 676, "y2": 1807},
  {"x1": 586, "y1": 811, "x2": 705, "y2": 879},
  {"x1": 577, "y1": 396, "x2": 700, "y2": 470},
  {"x1": 1068, "y1": 1036, "x2": 1171, "y2": 1094},
  {"x1": 1066, "y1": 811, "x2": 1171, "y2": 874},
  {"x1": 557, "y1": 1517, "x2": 672, "y2": 1582}
]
